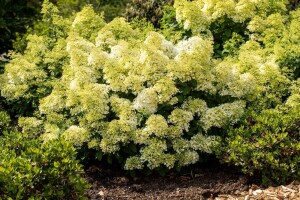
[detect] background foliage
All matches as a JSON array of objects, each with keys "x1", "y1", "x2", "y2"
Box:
[
  {"x1": 0, "y1": 0, "x2": 130, "y2": 55},
  {"x1": 0, "y1": 0, "x2": 41, "y2": 54},
  {"x1": 125, "y1": 0, "x2": 174, "y2": 27}
]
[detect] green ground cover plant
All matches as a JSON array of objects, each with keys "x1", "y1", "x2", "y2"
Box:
[
  {"x1": 221, "y1": 105, "x2": 300, "y2": 185},
  {"x1": 0, "y1": 111, "x2": 89, "y2": 199},
  {"x1": 0, "y1": 131, "x2": 89, "y2": 199}
]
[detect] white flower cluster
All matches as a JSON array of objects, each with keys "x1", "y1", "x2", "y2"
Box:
[
  {"x1": 201, "y1": 101, "x2": 246, "y2": 131},
  {"x1": 182, "y1": 97, "x2": 207, "y2": 116},
  {"x1": 174, "y1": 0, "x2": 288, "y2": 33},
  {"x1": 215, "y1": 59, "x2": 257, "y2": 98},
  {"x1": 62, "y1": 125, "x2": 90, "y2": 146},
  {"x1": 133, "y1": 88, "x2": 158, "y2": 115},
  {"x1": 18, "y1": 117, "x2": 44, "y2": 137}
]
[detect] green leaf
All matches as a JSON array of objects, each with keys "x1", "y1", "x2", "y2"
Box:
[
  {"x1": 95, "y1": 152, "x2": 103, "y2": 161},
  {"x1": 107, "y1": 156, "x2": 113, "y2": 165},
  {"x1": 129, "y1": 143, "x2": 137, "y2": 153}
]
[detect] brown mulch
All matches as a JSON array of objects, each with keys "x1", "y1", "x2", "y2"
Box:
[
  {"x1": 216, "y1": 182, "x2": 300, "y2": 200},
  {"x1": 85, "y1": 165, "x2": 299, "y2": 200}
]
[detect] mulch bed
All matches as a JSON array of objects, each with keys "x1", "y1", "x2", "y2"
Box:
[
  {"x1": 84, "y1": 164, "x2": 300, "y2": 199},
  {"x1": 216, "y1": 182, "x2": 300, "y2": 200}
]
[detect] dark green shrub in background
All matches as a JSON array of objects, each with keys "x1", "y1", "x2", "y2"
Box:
[
  {"x1": 0, "y1": 131, "x2": 89, "y2": 199},
  {"x1": 53, "y1": 0, "x2": 129, "y2": 21},
  {"x1": 0, "y1": 0, "x2": 129, "y2": 55},
  {"x1": 95, "y1": 0, "x2": 130, "y2": 22},
  {"x1": 0, "y1": 0, "x2": 41, "y2": 54},
  {"x1": 159, "y1": 5, "x2": 189, "y2": 43},
  {"x1": 126, "y1": 0, "x2": 174, "y2": 27}
]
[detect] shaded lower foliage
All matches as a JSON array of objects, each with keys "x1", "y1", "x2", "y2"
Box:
[{"x1": 0, "y1": 130, "x2": 89, "y2": 199}]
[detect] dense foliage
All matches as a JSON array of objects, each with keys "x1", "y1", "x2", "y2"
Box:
[
  {"x1": 221, "y1": 105, "x2": 300, "y2": 185},
  {"x1": 0, "y1": 0, "x2": 129, "y2": 55},
  {"x1": 1, "y1": 0, "x2": 299, "y2": 187},
  {"x1": 0, "y1": 132, "x2": 89, "y2": 199},
  {"x1": 126, "y1": 0, "x2": 174, "y2": 27},
  {"x1": 0, "y1": 0, "x2": 41, "y2": 54},
  {"x1": 0, "y1": 111, "x2": 89, "y2": 199},
  {"x1": 0, "y1": 111, "x2": 11, "y2": 132},
  {"x1": 53, "y1": 0, "x2": 129, "y2": 21}
]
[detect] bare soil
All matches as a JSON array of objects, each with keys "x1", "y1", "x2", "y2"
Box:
[
  {"x1": 85, "y1": 163, "x2": 300, "y2": 200},
  {"x1": 85, "y1": 163, "x2": 256, "y2": 200}
]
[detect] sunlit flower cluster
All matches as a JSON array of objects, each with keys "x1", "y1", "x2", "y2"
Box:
[
  {"x1": 18, "y1": 117, "x2": 44, "y2": 136},
  {"x1": 62, "y1": 125, "x2": 90, "y2": 146},
  {"x1": 201, "y1": 101, "x2": 246, "y2": 131},
  {"x1": 174, "y1": 0, "x2": 288, "y2": 33},
  {"x1": 133, "y1": 88, "x2": 158, "y2": 115}
]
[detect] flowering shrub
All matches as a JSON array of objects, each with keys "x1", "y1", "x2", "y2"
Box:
[
  {"x1": 1, "y1": 1, "x2": 299, "y2": 182},
  {"x1": 174, "y1": 0, "x2": 289, "y2": 33}
]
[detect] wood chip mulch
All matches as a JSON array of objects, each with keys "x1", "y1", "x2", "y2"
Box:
[
  {"x1": 216, "y1": 181, "x2": 300, "y2": 200},
  {"x1": 85, "y1": 165, "x2": 300, "y2": 200}
]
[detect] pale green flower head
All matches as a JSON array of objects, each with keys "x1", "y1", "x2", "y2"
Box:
[
  {"x1": 140, "y1": 138, "x2": 175, "y2": 169},
  {"x1": 172, "y1": 138, "x2": 191, "y2": 153},
  {"x1": 201, "y1": 101, "x2": 246, "y2": 131},
  {"x1": 174, "y1": 0, "x2": 288, "y2": 33},
  {"x1": 144, "y1": 31, "x2": 178, "y2": 58},
  {"x1": 176, "y1": 150, "x2": 199, "y2": 167},
  {"x1": 182, "y1": 97, "x2": 207, "y2": 116},
  {"x1": 145, "y1": 115, "x2": 169, "y2": 137},
  {"x1": 168, "y1": 109, "x2": 193, "y2": 132},
  {"x1": 18, "y1": 117, "x2": 44, "y2": 136},
  {"x1": 71, "y1": 5, "x2": 105, "y2": 41},
  {"x1": 133, "y1": 88, "x2": 158, "y2": 115},
  {"x1": 153, "y1": 77, "x2": 179, "y2": 103},
  {"x1": 62, "y1": 125, "x2": 90, "y2": 146},
  {"x1": 190, "y1": 134, "x2": 219, "y2": 153},
  {"x1": 286, "y1": 94, "x2": 300, "y2": 108}
]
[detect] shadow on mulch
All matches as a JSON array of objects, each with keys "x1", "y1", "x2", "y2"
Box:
[{"x1": 85, "y1": 162, "x2": 259, "y2": 200}]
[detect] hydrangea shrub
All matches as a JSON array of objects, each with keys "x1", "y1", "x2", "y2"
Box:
[
  {"x1": 1, "y1": 1, "x2": 299, "y2": 179},
  {"x1": 173, "y1": 0, "x2": 300, "y2": 183}
]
